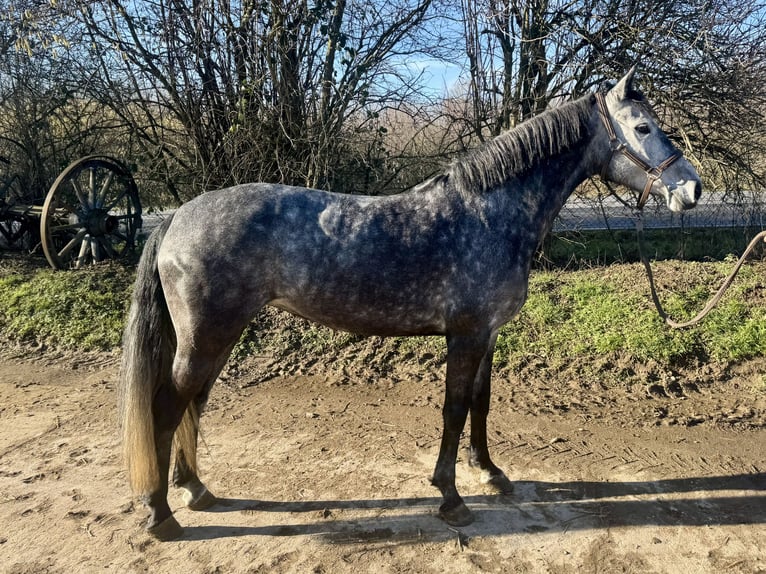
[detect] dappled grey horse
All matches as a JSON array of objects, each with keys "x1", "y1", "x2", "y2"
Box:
[{"x1": 120, "y1": 68, "x2": 702, "y2": 539}]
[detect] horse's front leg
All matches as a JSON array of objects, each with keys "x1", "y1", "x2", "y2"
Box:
[
  {"x1": 468, "y1": 333, "x2": 513, "y2": 494},
  {"x1": 431, "y1": 333, "x2": 490, "y2": 526}
]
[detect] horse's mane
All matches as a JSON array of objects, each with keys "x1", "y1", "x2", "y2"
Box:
[{"x1": 448, "y1": 94, "x2": 596, "y2": 194}]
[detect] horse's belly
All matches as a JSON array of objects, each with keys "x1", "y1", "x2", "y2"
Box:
[{"x1": 269, "y1": 296, "x2": 447, "y2": 337}]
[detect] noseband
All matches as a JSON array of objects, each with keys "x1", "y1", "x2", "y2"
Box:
[{"x1": 596, "y1": 92, "x2": 682, "y2": 210}]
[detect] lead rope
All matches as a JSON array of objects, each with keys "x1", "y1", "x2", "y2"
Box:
[
  {"x1": 636, "y1": 218, "x2": 766, "y2": 328},
  {"x1": 598, "y1": 178, "x2": 766, "y2": 329}
]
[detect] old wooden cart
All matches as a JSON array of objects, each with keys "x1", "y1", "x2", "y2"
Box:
[{"x1": 0, "y1": 153, "x2": 142, "y2": 269}]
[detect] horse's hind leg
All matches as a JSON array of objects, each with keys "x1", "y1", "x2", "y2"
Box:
[
  {"x1": 144, "y1": 340, "x2": 240, "y2": 539},
  {"x1": 468, "y1": 333, "x2": 513, "y2": 494},
  {"x1": 169, "y1": 341, "x2": 241, "y2": 510},
  {"x1": 172, "y1": 395, "x2": 217, "y2": 511},
  {"x1": 143, "y1": 382, "x2": 188, "y2": 540}
]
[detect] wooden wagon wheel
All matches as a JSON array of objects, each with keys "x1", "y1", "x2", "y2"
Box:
[
  {"x1": 41, "y1": 156, "x2": 142, "y2": 270},
  {"x1": 0, "y1": 143, "x2": 39, "y2": 252}
]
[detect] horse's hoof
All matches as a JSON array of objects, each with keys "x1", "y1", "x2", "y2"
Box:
[
  {"x1": 481, "y1": 471, "x2": 514, "y2": 495},
  {"x1": 439, "y1": 502, "x2": 474, "y2": 527},
  {"x1": 183, "y1": 487, "x2": 217, "y2": 511},
  {"x1": 147, "y1": 515, "x2": 184, "y2": 541}
]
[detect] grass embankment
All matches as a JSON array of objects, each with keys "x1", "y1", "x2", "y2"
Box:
[
  {"x1": 0, "y1": 259, "x2": 134, "y2": 351},
  {"x1": 0, "y1": 255, "x2": 763, "y2": 372},
  {"x1": 499, "y1": 262, "x2": 765, "y2": 366},
  {"x1": 542, "y1": 227, "x2": 764, "y2": 267}
]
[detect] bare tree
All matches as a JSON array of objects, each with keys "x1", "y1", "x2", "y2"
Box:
[
  {"x1": 58, "y1": 0, "x2": 441, "y2": 203},
  {"x1": 453, "y1": 0, "x2": 766, "y2": 191},
  {"x1": 3, "y1": 0, "x2": 764, "y2": 209},
  {"x1": 0, "y1": 1, "x2": 130, "y2": 202}
]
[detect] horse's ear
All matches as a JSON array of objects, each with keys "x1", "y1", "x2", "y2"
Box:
[{"x1": 610, "y1": 65, "x2": 638, "y2": 101}]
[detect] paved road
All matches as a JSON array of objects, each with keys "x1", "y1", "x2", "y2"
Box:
[{"x1": 555, "y1": 192, "x2": 766, "y2": 231}]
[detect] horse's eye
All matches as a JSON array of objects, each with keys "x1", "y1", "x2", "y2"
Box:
[{"x1": 636, "y1": 123, "x2": 651, "y2": 135}]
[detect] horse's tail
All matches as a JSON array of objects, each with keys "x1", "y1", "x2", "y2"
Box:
[{"x1": 119, "y1": 215, "x2": 176, "y2": 496}]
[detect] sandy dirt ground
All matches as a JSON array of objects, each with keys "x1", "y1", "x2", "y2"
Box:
[{"x1": 0, "y1": 343, "x2": 764, "y2": 574}]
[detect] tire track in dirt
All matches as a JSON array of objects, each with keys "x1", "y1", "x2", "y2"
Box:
[{"x1": 1, "y1": 357, "x2": 764, "y2": 573}]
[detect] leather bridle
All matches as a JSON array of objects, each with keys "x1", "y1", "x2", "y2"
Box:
[{"x1": 595, "y1": 92, "x2": 682, "y2": 209}]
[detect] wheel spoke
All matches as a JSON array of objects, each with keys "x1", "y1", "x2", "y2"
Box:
[
  {"x1": 75, "y1": 235, "x2": 91, "y2": 269},
  {"x1": 104, "y1": 189, "x2": 128, "y2": 212},
  {"x1": 70, "y1": 179, "x2": 90, "y2": 209},
  {"x1": 97, "y1": 172, "x2": 116, "y2": 208},
  {"x1": 88, "y1": 168, "x2": 97, "y2": 207},
  {"x1": 91, "y1": 235, "x2": 100, "y2": 262},
  {"x1": 57, "y1": 228, "x2": 88, "y2": 259}
]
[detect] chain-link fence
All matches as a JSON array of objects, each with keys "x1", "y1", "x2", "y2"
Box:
[
  {"x1": 554, "y1": 190, "x2": 766, "y2": 232},
  {"x1": 545, "y1": 189, "x2": 766, "y2": 264}
]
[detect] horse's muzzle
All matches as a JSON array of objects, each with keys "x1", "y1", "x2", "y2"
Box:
[{"x1": 666, "y1": 179, "x2": 702, "y2": 212}]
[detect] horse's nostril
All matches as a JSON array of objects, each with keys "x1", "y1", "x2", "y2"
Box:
[{"x1": 694, "y1": 181, "x2": 702, "y2": 201}]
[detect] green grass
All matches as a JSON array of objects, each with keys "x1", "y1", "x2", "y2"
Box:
[
  {"x1": 0, "y1": 253, "x2": 763, "y2": 371},
  {"x1": 0, "y1": 260, "x2": 134, "y2": 350},
  {"x1": 504, "y1": 263, "x2": 765, "y2": 366},
  {"x1": 540, "y1": 227, "x2": 764, "y2": 268}
]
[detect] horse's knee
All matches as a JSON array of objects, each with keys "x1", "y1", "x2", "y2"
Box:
[{"x1": 442, "y1": 401, "x2": 470, "y2": 429}]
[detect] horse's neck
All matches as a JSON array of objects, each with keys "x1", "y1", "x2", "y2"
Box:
[{"x1": 491, "y1": 143, "x2": 594, "y2": 255}]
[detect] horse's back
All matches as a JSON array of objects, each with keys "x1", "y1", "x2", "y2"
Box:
[{"x1": 156, "y1": 182, "x2": 473, "y2": 337}]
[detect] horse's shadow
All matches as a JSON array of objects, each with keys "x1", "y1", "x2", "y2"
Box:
[{"x1": 179, "y1": 473, "x2": 765, "y2": 543}]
